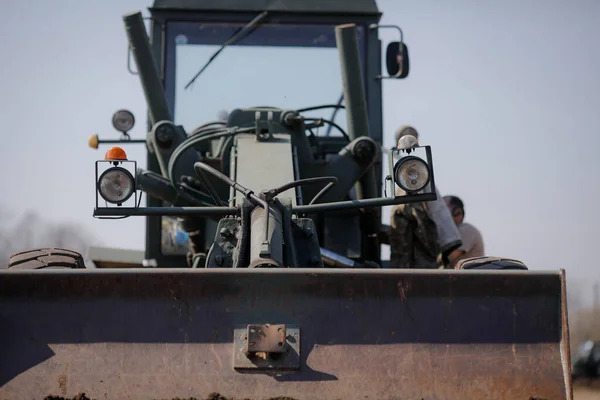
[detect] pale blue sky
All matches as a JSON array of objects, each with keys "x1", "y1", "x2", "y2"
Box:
[{"x1": 1, "y1": 0, "x2": 599, "y2": 307}]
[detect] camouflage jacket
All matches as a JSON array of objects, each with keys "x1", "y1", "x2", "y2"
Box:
[{"x1": 389, "y1": 188, "x2": 440, "y2": 269}]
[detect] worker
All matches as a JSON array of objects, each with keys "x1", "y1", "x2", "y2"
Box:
[
  {"x1": 443, "y1": 195, "x2": 485, "y2": 267},
  {"x1": 388, "y1": 191, "x2": 440, "y2": 268},
  {"x1": 384, "y1": 126, "x2": 462, "y2": 268}
]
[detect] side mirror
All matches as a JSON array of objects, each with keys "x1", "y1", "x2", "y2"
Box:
[
  {"x1": 369, "y1": 24, "x2": 410, "y2": 80},
  {"x1": 386, "y1": 41, "x2": 409, "y2": 79}
]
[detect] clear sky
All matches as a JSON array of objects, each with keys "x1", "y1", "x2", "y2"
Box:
[{"x1": 1, "y1": 0, "x2": 599, "y2": 308}]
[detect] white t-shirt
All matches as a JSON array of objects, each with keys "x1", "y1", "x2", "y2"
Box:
[{"x1": 456, "y1": 222, "x2": 484, "y2": 263}]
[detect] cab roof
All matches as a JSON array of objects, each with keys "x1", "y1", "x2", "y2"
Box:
[{"x1": 150, "y1": 0, "x2": 381, "y2": 16}]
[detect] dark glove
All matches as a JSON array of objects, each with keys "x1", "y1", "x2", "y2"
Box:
[{"x1": 437, "y1": 252, "x2": 451, "y2": 269}]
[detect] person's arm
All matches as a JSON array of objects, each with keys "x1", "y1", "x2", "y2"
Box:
[
  {"x1": 449, "y1": 224, "x2": 476, "y2": 266},
  {"x1": 377, "y1": 224, "x2": 391, "y2": 245},
  {"x1": 448, "y1": 248, "x2": 466, "y2": 265}
]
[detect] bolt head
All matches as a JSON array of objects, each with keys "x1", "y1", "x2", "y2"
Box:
[{"x1": 354, "y1": 139, "x2": 376, "y2": 161}]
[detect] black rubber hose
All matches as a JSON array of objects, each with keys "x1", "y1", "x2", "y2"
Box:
[
  {"x1": 193, "y1": 169, "x2": 222, "y2": 206},
  {"x1": 167, "y1": 127, "x2": 253, "y2": 191},
  {"x1": 269, "y1": 176, "x2": 338, "y2": 198},
  {"x1": 309, "y1": 181, "x2": 337, "y2": 205},
  {"x1": 297, "y1": 104, "x2": 345, "y2": 112},
  {"x1": 189, "y1": 122, "x2": 227, "y2": 136},
  {"x1": 194, "y1": 161, "x2": 270, "y2": 243},
  {"x1": 303, "y1": 118, "x2": 350, "y2": 141},
  {"x1": 274, "y1": 198, "x2": 297, "y2": 268}
]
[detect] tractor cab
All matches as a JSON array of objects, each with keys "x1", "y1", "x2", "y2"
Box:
[{"x1": 136, "y1": 0, "x2": 409, "y2": 268}]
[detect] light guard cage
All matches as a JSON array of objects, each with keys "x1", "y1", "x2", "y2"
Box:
[
  {"x1": 95, "y1": 159, "x2": 139, "y2": 215},
  {"x1": 386, "y1": 144, "x2": 435, "y2": 198}
]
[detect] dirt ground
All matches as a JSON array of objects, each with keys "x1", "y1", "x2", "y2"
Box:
[{"x1": 574, "y1": 379, "x2": 600, "y2": 400}]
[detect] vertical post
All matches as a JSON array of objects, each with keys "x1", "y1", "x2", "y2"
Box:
[
  {"x1": 123, "y1": 11, "x2": 172, "y2": 125},
  {"x1": 335, "y1": 24, "x2": 380, "y2": 261},
  {"x1": 335, "y1": 24, "x2": 370, "y2": 142}
]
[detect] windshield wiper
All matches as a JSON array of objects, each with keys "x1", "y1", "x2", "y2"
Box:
[
  {"x1": 184, "y1": 11, "x2": 269, "y2": 90},
  {"x1": 326, "y1": 92, "x2": 345, "y2": 137}
]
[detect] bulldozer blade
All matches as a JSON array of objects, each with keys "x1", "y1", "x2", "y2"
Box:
[{"x1": 0, "y1": 268, "x2": 572, "y2": 400}]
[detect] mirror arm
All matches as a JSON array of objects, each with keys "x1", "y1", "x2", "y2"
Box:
[{"x1": 369, "y1": 24, "x2": 405, "y2": 80}]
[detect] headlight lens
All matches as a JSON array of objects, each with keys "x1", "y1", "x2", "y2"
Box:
[
  {"x1": 98, "y1": 167, "x2": 135, "y2": 204},
  {"x1": 112, "y1": 109, "x2": 135, "y2": 133},
  {"x1": 394, "y1": 156, "x2": 430, "y2": 192}
]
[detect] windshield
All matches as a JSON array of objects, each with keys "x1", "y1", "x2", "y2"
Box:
[
  {"x1": 165, "y1": 21, "x2": 366, "y2": 136},
  {"x1": 161, "y1": 21, "x2": 366, "y2": 256}
]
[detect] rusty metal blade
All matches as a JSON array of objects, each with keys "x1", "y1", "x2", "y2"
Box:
[{"x1": 0, "y1": 269, "x2": 572, "y2": 400}]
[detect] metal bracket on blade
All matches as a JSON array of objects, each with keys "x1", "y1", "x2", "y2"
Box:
[{"x1": 233, "y1": 323, "x2": 300, "y2": 370}]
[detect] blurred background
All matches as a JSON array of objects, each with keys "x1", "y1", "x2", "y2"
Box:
[{"x1": 1, "y1": 0, "x2": 599, "y2": 394}]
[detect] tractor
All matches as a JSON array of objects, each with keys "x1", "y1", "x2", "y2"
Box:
[{"x1": 0, "y1": 1, "x2": 573, "y2": 399}]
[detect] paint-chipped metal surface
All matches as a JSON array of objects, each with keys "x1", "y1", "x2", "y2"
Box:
[{"x1": 0, "y1": 269, "x2": 572, "y2": 400}]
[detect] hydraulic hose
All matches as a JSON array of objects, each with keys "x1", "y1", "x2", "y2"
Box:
[
  {"x1": 268, "y1": 176, "x2": 338, "y2": 199},
  {"x1": 194, "y1": 161, "x2": 270, "y2": 245},
  {"x1": 167, "y1": 127, "x2": 253, "y2": 191}
]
